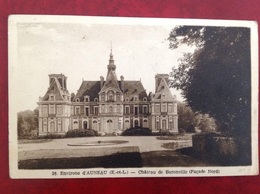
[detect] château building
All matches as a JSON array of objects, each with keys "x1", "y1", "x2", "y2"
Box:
[{"x1": 38, "y1": 50, "x2": 178, "y2": 136}]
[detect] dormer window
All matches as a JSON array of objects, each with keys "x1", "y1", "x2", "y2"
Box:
[
  {"x1": 108, "y1": 91, "x2": 114, "y2": 101},
  {"x1": 162, "y1": 94, "x2": 166, "y2": 99},
  {"x1": 134, "y1": 96, "x2": 138, "y2": 101},
  {"x1": 125, "y1": 98, "x2": 129, "y2": 102},
  {"x1": 143, "y1": 97, "x2": 147, "y2": 101},
  {"x1": 84, "y1": 96, "x2": 90, "y2": 102},
  {"x1": 76, "y1": 98, "x2": 80, "y2": 102},
  {"x1": 49, "y1": 95, "x2": 55, "y2": 101},
  {"x1": 116, "y1": 94, "x2": 120, "y2": 101},
  {"x1": 94, "y1": 98, "x2": 98, "y2": 102},
  {"x1": 101, "y1": 94, "x2": 105, "y2": 102}
]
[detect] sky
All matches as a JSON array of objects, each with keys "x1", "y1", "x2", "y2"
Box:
[{"x1": 12, "y1": 16, "x2": 196, "y2": 112}]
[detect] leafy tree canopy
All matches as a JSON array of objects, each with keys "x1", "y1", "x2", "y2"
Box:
[
  {"x1": 168, "y1": 26, "x2": 251, "y2": 137},
  {"x1": 17, "y1": 108, "x2": 39, "y2": 138},
  {"x1": 177, "y1": 101, "x2": 217, "y2": 133}
]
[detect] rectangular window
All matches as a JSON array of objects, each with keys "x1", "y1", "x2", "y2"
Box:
[
  {"x1": 108, "y1": 94, "x2": 113, "y2": 101},
  {"x1": 90, "y1": 106, "x2": 94, "y2": 114},
  {"x1": 101, "y1": 105, "x2": 105, "y2": 113},
  {"x1": 42, "y1": 105, "x2": 48, "y2": 115},
  {"x1": 155, "y1": 104, "x2": 160, "y2": 113},
  {"x1": 168, "y1": 104, "x2": 173, "y2": 113},
  {"x1": 85, "y1": 107, "x2": 89, "y2": 116},
  {"x1": 49, "y1": 105, "x2": 55, "y2": 114},
  {"x1": 94, "y1": 107, "x2": 99, "y2": 115},
  {"x1": 57, "y1": 105, "x2": 62, "y2": 115},
  {"x1": 139, "y1": 106, "x2": 142, "y2": 114},
  {"x1": 125, "y1": 106, "x2": 130, "y2": 114},
  {"x1": 162, "y1": 104, "x2": 167, "y2": 112},
  {"x1": 143, "y1": 106, "x2": 147, "y2": 114},
  {"x1": 75, "y1": 107, "x2": 80, "y2": 115},
  {"x1": 134, "y1": 107, "x2": 138, "y2": 115}
]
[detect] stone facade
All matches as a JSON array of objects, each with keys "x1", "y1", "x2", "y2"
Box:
[{"x1": 38, "y1": 51, "x2": 178, "y2": 136}]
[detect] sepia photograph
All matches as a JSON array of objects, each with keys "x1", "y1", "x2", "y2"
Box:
[{"x1": 8, "y1": 15, "x2": 258, "y2": 178}]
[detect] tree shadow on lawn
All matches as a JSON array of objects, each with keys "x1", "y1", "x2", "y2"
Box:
[
  {"x1": 176, "y1": 147, "x2": 250, "y2": 166},
  {"x1": 18, "y1": 152, "x2": 143, "y2": 169},
  {"x1": 19, "y1": 148, "x2": 220, "y2": 169},
  {"x1": 141, "y1": 149, "x2": 215, "y2": 167}
]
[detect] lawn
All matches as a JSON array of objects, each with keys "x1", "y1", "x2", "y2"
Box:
[{"x1": 17, "y1": 135, "x2": 217, "y2": 169}]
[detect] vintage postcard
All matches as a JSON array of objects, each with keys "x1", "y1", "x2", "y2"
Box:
[{"x1": 9, "y1": 15, "x2": 258, "y2": 178}]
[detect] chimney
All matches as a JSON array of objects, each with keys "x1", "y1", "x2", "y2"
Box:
[
  {"x1": 120, "y1": 76, "x2": 124, "y2": 92},
  {"x1": 100, "y1": 76, "x2": 104, "y2": 88}
]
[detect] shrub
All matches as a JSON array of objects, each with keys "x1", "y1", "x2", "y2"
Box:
[
  {"x1": 66, "y1": 129, "x2": 98, "y2": 138},
  {"x1": 40, "y1": 133, "x2": 65, "y2": 139},
  {"x1": 122, "y1": 127, "x2": 152, "y2": 136}
]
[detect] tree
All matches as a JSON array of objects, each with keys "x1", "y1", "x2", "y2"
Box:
[
  {"x1": 177, "y1": 102, "x2": 195, "y2": 132},
  {"x1": 194, "y1": 114, "x2": 217, "y2": 133},
  {"x1": 17, "y1": 108, "x2": 39, "y2": 138},
  {"x1": 168, "y1": 26, "x2": 251, "y2": 138},
  {"x1": 177, "y1": 102, "x2": 217, "y2": 133}
]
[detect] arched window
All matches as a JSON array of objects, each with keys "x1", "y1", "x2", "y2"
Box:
[
  {"x1": 83, "y1": 121, "x2": 88, "y2": 129},
  {"x1": 94, "y1": 98, "x2": 98, "y2": 102},
  {"x1": 73, "y1": 121, "x2": 79, "y2": 129},
  {"x1": 134, "y1": 120, "x2": 139, "y2": 127},
  {"x1": 143, "y1": 120, "x2": 148, "y2": 128},
  {"x1": 107, "y1": 119, "x2": 113, "y2": 123},
  {"x1": 124, "y1": 120, "x2": 130, "y2": 129},
  {"x1": 156, "y1": 121, "x2": 159, "y2": 130},
  {"x1": 50, "y1": 121, "x2": 55, "y2": 133},
  {"x1": 143, "y1": 97, "x2": 147, "y2": 101},
  {"x1": 76, "y1": 98, "x2": 80, "y2": 102}
]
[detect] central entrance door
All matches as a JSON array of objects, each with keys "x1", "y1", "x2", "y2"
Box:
[
  {"x1": 92, "y1": 120, "x2": 98, "y2": 131},
  {"x1": 162, "y1": 120, "x2": 166, "y2": 130},
  {"x1": 83, "y1": 121, "x2": 88, "y2": 129},
  {"x1": 107, "y1": 119, "x2": 113, "y2": 133}
]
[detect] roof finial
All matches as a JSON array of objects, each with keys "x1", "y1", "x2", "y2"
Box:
[
  {"x1": 110, "y1": 41, "x2": 113, "y2": 54},
  {"x1": 109, "y1": 41, "x2": 114, "y2": 60}
]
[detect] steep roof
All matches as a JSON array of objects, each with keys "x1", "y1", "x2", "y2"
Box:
[
  {"x1": 74, "y1": 80, "x2": 148, "y2": 101},
  {"x1": 120, "y1": 81, "x2": 148, "y2": 100},
  {"x1": 153, "y1": 77, "x2": 173, "y2": 99},
  {"x1": 42, "y1": 77, "x2": 70, "y2": 101},
  {"x1": 100, "y1": 70, "x2": 121, "y2": 93},
  {"x1": 74, "y1": 81, "x2": 101, "y2": 101}
]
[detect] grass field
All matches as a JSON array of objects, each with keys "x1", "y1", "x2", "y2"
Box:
[{"x1": 18, "y1": 135, "x2": 216, "y2": 169}]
